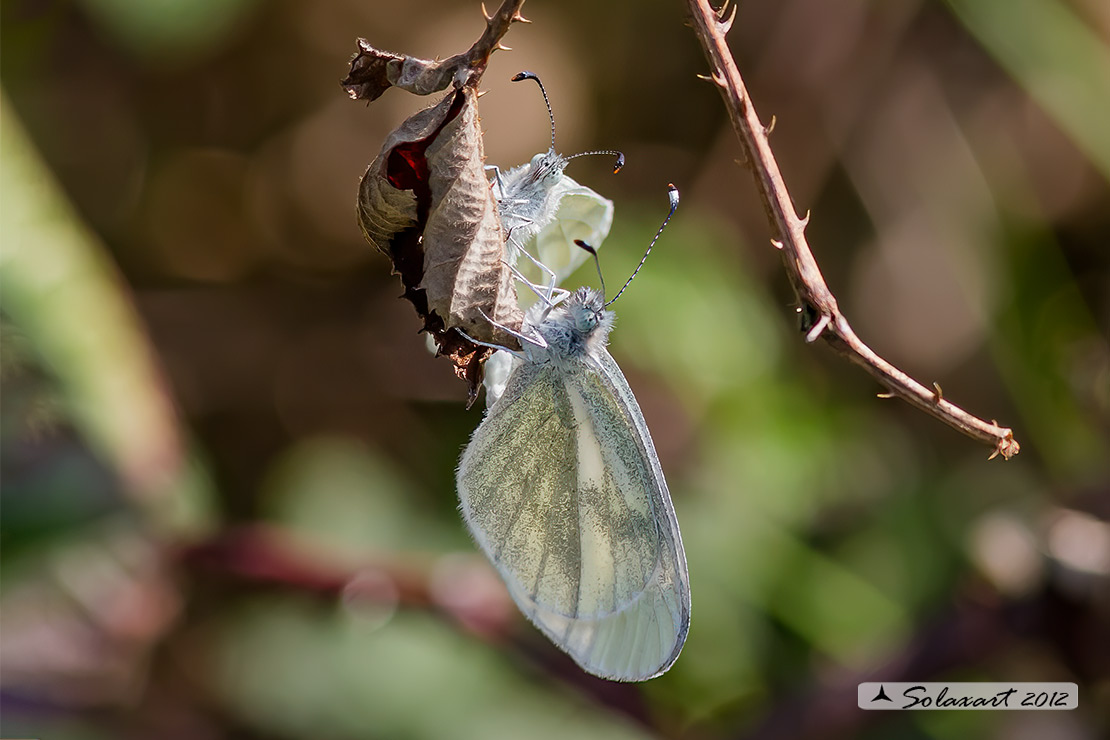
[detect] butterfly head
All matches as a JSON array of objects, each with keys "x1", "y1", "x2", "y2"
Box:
[
  {"x1": 565, "y1": 286, "x2": 612, "y2": 339},
  {"x1": 524, "y1": 147, "x2": 569, "y2": 187},
  {"x1": 529, "y1": 286, "x2": 612, "y2": 362}
]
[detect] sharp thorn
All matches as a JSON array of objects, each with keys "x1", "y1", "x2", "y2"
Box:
[
  {"x1": 495, "y1": 42, "x2": 512, "y2": 52},
  {"x1": 718, "y1": 1, "x2": 738, "y2": 34},
  {"x1": 481, "y1": 2, "x2": 492, "y2": 21},
  {"x1": 932, "y1": 382, "x2": 944, "y2": 402},
  {"x1": 770, "y1": 238, "x2": 784, "y2": 250},
  {"x1": 512, "y1": 12, "x2": 532, "y2": 23},
  {"x1": 877, "y1": 391, "x2": 895, "y2": 399},
  {"x1": 696, "y1": 73, "x2": 713, "y2": 82},
  {"x1": 799, "y1": 210, "x2": 811, "y2": 229},
  {"x1": 716, "y1": 0, "x2": 732, "y2": 21},
  {"x1": 765, "y1": 114, "x2": 777, "y2": 136},
  {"x1": 805, "y1": 313, "x2": 831, "y2": 343},
  {"x1": 988, "y1": 448, "x2": 1000, "y2": 461}
]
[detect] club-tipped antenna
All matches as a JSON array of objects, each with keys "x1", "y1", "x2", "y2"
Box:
[
  {"x1": 574, "y1": 240, "x2": 607, "y2": 299},
  {"x1": 512, "y1": 71, "x2": 625, "y2": 174},
  {"x1": 567, "y1": 149, "x2": 626, "y2": 174},
  {"x1": 511, "y1": 71, "x2": 556, "y2": 151},
  {"x1": 594, "y1": 183, "x2": 680, "y2": 307}
]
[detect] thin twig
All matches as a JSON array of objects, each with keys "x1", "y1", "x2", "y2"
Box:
[
  {"x1": 686, "y1": 0, "x2": 1019, "y2": 460},
  {"x1": 469, "y1": 0, "x2": 531, "y2": 78}
]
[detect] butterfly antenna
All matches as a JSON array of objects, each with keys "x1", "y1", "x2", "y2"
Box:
[
  {"x1": 511, "y1": 71, "x2": 556, "y2": 151},
  {"x1": 604, "y1": 183, "x2": 680, "y2": 307},
  {"x1": 567, "y1": 149, "x2": 626, "y2": 174},
  {"x1": 573, "y1": 239, "x2": 607, "y2": 298}
]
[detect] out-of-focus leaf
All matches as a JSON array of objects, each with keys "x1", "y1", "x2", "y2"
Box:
[
  {"x1": 945, "y1": 0, "x2": 1110, "y2": 180},
  {"x1": 604, "y1": 214, "x2": 782, "y2": 403},
  {"x1": 991, "y1": 227, "x2": 1109, "y2": 474},
  {"x1": 0, "y1": 93, "x2": 213, "y2": 536},
  {"x1": 213, "y1": 599, "x2": 654, "y2": 740},
  {"x1": 76, "y1": 0, "x2": 260, "y2": 63},
  {"x1": 261, "y1": 436, "x2": 464, "y2": 555},
  {"x1": 0, "y1": 522, "x2": 181, "y2": 709}
]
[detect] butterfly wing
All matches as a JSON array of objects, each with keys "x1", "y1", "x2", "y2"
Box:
[
  {"x1": 497, "y1": 172, "x2": 614, "y2": 300},
  {"x1": 528, "y1": 175, "x2": 614, "y2": 287},
  {"x1": 457, "y1": 353, "x2": 690, "y2": 681}
]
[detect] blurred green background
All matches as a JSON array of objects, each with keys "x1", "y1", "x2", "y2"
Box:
[{"x1": 2, "y1": 0, "x2": 1108, "y2": 738}]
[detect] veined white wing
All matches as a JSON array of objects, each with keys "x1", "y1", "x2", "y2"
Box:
[
  {"x1": 514, "y1": 175, "x2": 614, "y2": 298},
  {"x1": 492, "y1": 166, "x2": 614, "y2": 299},
  {"x1": 457, "y1": 347, "x2": 690, "y2": 681}
]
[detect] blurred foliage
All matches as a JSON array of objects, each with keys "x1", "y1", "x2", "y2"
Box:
[
  {"x1": 945, "y1": 0, "x2": 1110, "y2": 179},
  {"x1": 77, "y1": 0, "x2": 261, "y2": 64},
  {"x1": 1, "y1": 98, "x2": 214, "y2": 538},
  {"x1": 1, "y1": 0, "x2": 1108, "y2": 739}
]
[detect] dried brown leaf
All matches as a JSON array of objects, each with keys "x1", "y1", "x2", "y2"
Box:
[
  {"x1": 342, "y1": 40, "x2": 461, "y2": 102},
  {"x1": 342, "y1": 2, "x2": 527, "y2": 102},
  {"x1": 356, "y1": 91, "x2": 450, "y2": 253},
  {"x1": 421, "y1": 88, "x2": 522, "y2": 347},
  {"x1": 356, "y1": 87, "x2": 523, "y2": 404},
  {"x1": 346, "y1": 2, "x2": 530, "y2": 404}
]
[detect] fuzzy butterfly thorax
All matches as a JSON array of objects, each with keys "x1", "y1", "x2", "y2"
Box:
[{"x1": 527, "y1": 287, "x2": 614, "y2": 366}]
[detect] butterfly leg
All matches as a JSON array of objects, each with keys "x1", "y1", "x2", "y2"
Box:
[
  {"x1": 454, "y1": 327, "x2": 527, "y2": 360},
  {"x1": 505, "y1": 224, "x2": 561, "y2": 302},
  {"x1": 516, "y1": 244, "x2": 562, "y2": 303},
  {"x1": 485, "y1": 165, "x2": 506, "y2": 198},
  {"x1": 455, "y1": 307, "x2": 549, "y2": 358},
  {"x1": 506, "y1": 261, "x2": 569, "y2": 309},
  {"x1": 475, "y1": 307, "x2": 548, "y2": 350}
]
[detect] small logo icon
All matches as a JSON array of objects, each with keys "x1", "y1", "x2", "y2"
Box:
[{"x1": 872, "y1": 685, "x2": 893, "y2": 702}]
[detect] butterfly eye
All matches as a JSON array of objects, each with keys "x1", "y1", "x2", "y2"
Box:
[{"x1": 578, "y1": 309, "x2": 601, "y2": 333}]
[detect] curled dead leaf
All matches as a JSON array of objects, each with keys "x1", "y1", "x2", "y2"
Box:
[
  {"x1": 356, "y1": 86, "x2": 523, "y2": 404},
  {"x1": 342, "y1": 3, "x2": 529, "y2": 103},
  {"x1": 343, "y1": 40, "x2": 463, "y2": 102},
  {"x1": 420, "y1": 88, "x2": 522, "y2": 347}
]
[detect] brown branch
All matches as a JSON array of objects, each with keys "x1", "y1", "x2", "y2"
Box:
[
  {"x1": 178, "y1": 524, "x2": 656, "y2": 728},
  {"x1": 686, "y1": 0, "x2": 1019, "y2": 460},
  {"x1": 179, "y1": 525, "x2": 511, "y2": 636}
]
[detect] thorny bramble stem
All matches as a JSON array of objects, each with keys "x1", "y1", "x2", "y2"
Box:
[{"x1": 686, "y1": 0, "x2": 1018, "y2": 459}]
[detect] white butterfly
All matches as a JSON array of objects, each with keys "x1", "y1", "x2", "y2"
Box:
[
  {"x1": 489, "y1": 71, "x2": 623, "y2": 299},
  {"x1": 457, "y1": 187, "x2": 689, "y2": 681}
]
